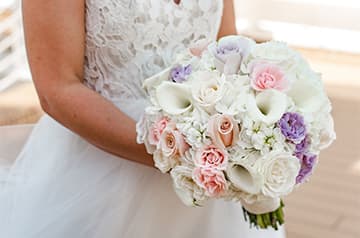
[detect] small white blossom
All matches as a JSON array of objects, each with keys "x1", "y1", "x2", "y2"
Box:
[{"x1": 176, "y1": 117, "x2": 210, "y2": 148}]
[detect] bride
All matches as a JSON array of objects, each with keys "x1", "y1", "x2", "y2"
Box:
[{"x1": 0, "y1": 0, "x2": 285, "y2": 237}]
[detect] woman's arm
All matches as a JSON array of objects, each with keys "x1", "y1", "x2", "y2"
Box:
[
  {"x1": 218, "y1": 0, "x2": 237, "y2": 38},
  {"x1": 22, "y1": 0, "x2": 154, "y2": 167}
]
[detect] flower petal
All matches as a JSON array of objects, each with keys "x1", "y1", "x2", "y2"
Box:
[
  {"x1": 287, "y1": 71, "x2": 326, "y2": 113},
  {"x1": 241, "y1": 197, "x2": 281, "y2": 215},
  {"x1": 156, "y1": 82, "x2": 193, "y2": 115},
  {"x1": 247, "y1": 89, "x2": 288, "y2": 124},
  {"x1": 226, "y1": 163, "x2": 262, "y2": 194}
]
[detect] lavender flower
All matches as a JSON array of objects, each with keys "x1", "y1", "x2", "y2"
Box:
[
  {"x1": 216, "y1": 43, "x2": 242, "y2": 57},
  {"x1": 296, "y1": 153, "x2": 317, "y2": 184},
  {"x1": 170, "y1": 64, "x2": 192, "y2": 83},
  {"x1": 295, "y1": 135, "x2": 311, "y2": 155},
  {"x1": 278, "y1": 112, "x2": 306, "y2": 143},
  {"x1": 208, "y1": 36, "x2": 254, "y2": 75}
]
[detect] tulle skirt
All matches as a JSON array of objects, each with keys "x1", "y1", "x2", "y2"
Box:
[{"x1": 0, "y1": 115, "x2": 285, "y2": 238}]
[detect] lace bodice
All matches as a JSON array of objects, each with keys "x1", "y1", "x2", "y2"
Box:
[{"x1": 84, "y1": 0, "x2": 223, "y2": 120}]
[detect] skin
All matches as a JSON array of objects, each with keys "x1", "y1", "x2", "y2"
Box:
[{"x1": 22, "y1": 0, "x2": 237, "y2": 168}]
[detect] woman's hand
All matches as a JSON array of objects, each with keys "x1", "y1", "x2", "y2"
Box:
[
  {"x1": 218, "y1": 0, "x2": 238, "y2": 38},
  {"x1": 22, "y1": 0, "x2": 154, "y2": 167}
]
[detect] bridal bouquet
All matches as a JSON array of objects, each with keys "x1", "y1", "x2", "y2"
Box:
[{"x1": 136, "y1": 35, "x2": 336, "y2": 229}]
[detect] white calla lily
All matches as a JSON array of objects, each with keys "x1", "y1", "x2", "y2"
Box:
[
  {"x1": 226, "y1": 162, "x2": 263, "y2": 195},
  {"x1": 247, "y1": 89, "x2": 287, "y2": 125},
  {"x1": 156, "y1": 82, "x2": 193, "y2": 115},
  {"x1": 143, "y1": 67, "x2": 172, "y2": 94}
]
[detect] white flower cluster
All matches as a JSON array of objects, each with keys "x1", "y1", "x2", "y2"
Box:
[{"x1": 137, "y1": 35, "x2": 336, "y2": 215}]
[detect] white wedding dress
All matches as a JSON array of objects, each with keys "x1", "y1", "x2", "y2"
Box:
[{"x1": 0, "y1": 1, "x2": 285, "y2": 237}]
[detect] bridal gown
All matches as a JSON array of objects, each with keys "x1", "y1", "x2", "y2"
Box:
[{"x1": 0, "y1": 1, "x2": 286, "y2": 237}]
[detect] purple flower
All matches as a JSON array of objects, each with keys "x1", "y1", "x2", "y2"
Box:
[
  {"x1": 295, "y1": 135, "x2": 311, "y2": 155},
  {"x1": 216, "y1": 43, "x2": 242, "y2": 56},
  {"x1": 296, "y1": 153, "x2": 317, "y2": 184},
  {"x1": 170, "y1": 64, "x2": 192, "y2": 83},
  {"x1": 278, "y1": 112, "x2": 306, "y2": 143},
  {"x1": 208, "y1": 36, "x2": 254, "y2": 75}
]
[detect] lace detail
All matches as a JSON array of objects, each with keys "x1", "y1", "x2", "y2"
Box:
[{"x1": 84, "y1": 0, "x2": 223, "y2": 118}]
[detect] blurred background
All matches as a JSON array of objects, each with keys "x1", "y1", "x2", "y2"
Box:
[{"x1": 0, "y1": 0, "x2": 359, "y2": 237}]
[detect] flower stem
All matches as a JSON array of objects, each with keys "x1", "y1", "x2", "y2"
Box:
[{"x1": 242, "y1": 200, "x2": 285, "y2": 230}]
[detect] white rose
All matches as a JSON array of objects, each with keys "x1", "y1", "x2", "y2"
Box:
[
  {"x1": 318, "y1": 115, "x2": 336, "y2": 150},
  {"x1": 170, "y1": 165, "x2": 207, "y2": 206},
  {"x1": 136, "y1": 108, "x2": 162, "y2": 154},
  {"x1": 190, "y1": 71, "x2": 225, "y2": 112},
  {"x1": 310, "y1": 113, "x2": 336, "y2": 151},
  {"x1": 246, "y1": 89, "x2": 288, "y2": 125},
  {"x1": 255, "y1": 151, "x2": 300, "y2": 198},
  {"x1": 153, "y1": 149, "x2": 179, "y2": 173}
]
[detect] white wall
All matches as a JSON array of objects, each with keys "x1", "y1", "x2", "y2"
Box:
[{"x1": 235, "y1": 0, "x2": 360, "y2": 53}]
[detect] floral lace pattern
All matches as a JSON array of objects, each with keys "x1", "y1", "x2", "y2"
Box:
[{"x1": 84, "y1": 0, "x2": 223, "y2": 117}]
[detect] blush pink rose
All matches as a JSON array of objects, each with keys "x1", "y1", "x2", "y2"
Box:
[
  {"x1": 207, "y1": 114, "x2": 240, "y2": 148},
  {"x1": 250, "y1": 62, "x2": 289, "y2": 92},
  {"x1": 160, "y1": 128, "x2": 189, "y2": 158},
  {"x1": 195, "y1": 145, "x2": 228, "y2": 170},
  {"x1": 189, "y1": 39, "x2": 210, "y2": 57},
  {"x1": 148, "y1": 117, "x2": 170, "y2": 146},
  {"x1": 192, "y1": 167, "x2": 227, "y2": 197}
]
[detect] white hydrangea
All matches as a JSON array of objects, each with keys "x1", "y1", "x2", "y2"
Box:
[
  {"x1": 215, "y1": 75, "x2": 251, "y2": 115},
  {"x1": 248, "y1": 41, "x2": 306, "y2": 73}
]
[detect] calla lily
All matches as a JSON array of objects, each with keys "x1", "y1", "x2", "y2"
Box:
[
  {"x1": 247, "y1": 89, "x2": 287, "y2": 125},
  {"x1": 226, "y1": 163, "x2": 263, "y2": 194},
  {"x1": 156, "y1": 82, "x2": 193, "y2": 115},
  {"x1": 241, "y1": 197, "x2": 281, "y2": 215},
  {"x1": 143, "y1": 67, "x2": 172, "y2": 94},
  {"x1": 287, "y1": 72, "x2": 326, "y2": 113}
]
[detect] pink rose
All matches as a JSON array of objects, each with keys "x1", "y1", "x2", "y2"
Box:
[
  {"x1": 148, "y1": 117, "x2": 170, "y2": 146},
  {"x1": 207, "y1": 114, "x2": 240, "y2": 148},
  {"x1": 189, "y1": 39, "x2": 210, "y2": 57},
  {"x1": 195, "y1": 145, "x2": 228, "y2": 170},
  {"x1": 192, "y1": 167, "x2": 227, "y2": 197},
  {"x1": 160, "y1": 128, "x2": 189, "y2": 158},
  {"x1": 250, "y1": 62, "x2": 289, "y2": 92}
]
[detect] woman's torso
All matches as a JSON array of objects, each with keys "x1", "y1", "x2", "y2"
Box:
[{"x1": 83, "y1": 0, "x2": 223, "y2": 120}]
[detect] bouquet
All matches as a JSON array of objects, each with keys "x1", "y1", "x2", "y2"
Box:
[{"x1": 136, "y1": 35, "x2": 336, "y2": 229}]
